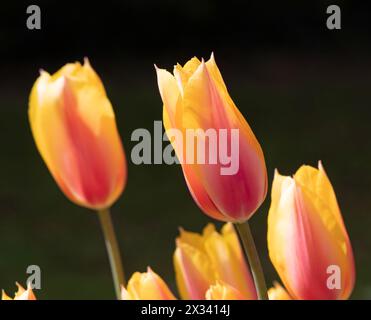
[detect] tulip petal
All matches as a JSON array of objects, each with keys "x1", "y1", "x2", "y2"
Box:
[
  {"x1": 204, "y1": 223, "x2": 256, "y2": 299},
  {"x1": 155, "y1": 66, "x2": 180, "y2": 129},
  {"x1": 206, "y1": 281, "x2": 246, "y2": 300},
  {"x1": 123, "y1": 267, "x2": 176, "y2": 300},
  {"x1": 268, "y1": 282, "x2": 292, "y2": 300},
  {"x1": 173, "y1": 57, "x2": 201, "y2": 95},
  {"x1": 174, "y1": 241, "x2": 215, "y2": 300},
  {"x1": 2, "y1": 282, "x2": 36, "y2": 300}
]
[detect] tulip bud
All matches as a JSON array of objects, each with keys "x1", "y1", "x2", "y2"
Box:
[
  {"x1": 206, "y1": 281, "x2": 245, "y2": 300},
  {"x1": 174, "y1": 223, "x2": 256, "y2": 299},
  {"x1": 267, "y1": 162, "x2": 355, "y2": 299},
  {"x1": 268, "y1": 282, "x2": 292, "y2": 300},
  {"x1": 29, "y1": 59, "x2": 127, "y2": 210},
  {"x1": 156, "y1": 54, "x2": 267, "y2": 222},
  {"x1": 121, "y1": 267, "x2": 176, "y2": 300},
  {"x1": 2, "y1": 282, "x2": 36, "y2": 300}
]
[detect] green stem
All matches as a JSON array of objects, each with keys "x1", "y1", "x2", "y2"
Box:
[
  {"x1": 97, "y1": 208, "x2": 125, "y2": 299},
  {"x1": 235, "y1": 221, "x2": 268, "y2": 300}
]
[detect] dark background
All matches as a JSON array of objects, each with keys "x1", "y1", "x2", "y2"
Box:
[{"x1": 0, "y1": 0, "x2": 370, "y2": 299}]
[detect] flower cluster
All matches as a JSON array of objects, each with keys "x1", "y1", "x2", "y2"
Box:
[{"x1": 2, "y1": 54, "x2": 355, "y2": 300}]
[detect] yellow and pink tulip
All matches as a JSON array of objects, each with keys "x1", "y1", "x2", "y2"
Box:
[
  {"x1": 174, "y1": 223, "x2": 256, "y2": 299},
  {"x1": 29, "y1": 59, "x2": 127, "y2": 210},
  {"x1": 156, "y1": 54, "x2": 267, "y2": 222},
  {"x1": 267, "y1": 162, "x2": 355, "y2": 300}
]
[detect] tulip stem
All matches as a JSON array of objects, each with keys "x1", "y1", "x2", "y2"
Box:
[
  {"x1": 235, "y1": 221, "x2": 268, "y2": 300},
  {"x1": 97, "y1": 208, "x2": 125, "y2": 299}
]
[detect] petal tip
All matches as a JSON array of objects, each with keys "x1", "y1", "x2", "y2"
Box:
[{"x1": 83, "y1": 56, "x2": 90, "y2": 66}]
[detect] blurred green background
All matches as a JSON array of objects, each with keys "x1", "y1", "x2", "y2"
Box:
[{"x1": 0, "y1": 1, "x2": 371, "y2": 299}]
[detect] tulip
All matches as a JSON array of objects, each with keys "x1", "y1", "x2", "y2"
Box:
[
  {"x1": 268, "y1": 282, "x2": 292, "y2": 300},
  {"x1": 155, "y1": 54, "x2": 267, "y2": 223},
  {"x1": 29, "y1": 58, "x2": 127, "y2": 210},
  {"x1": 2, "y1": 282, "x2": 36, "y2": 300},
  {"x1": 121, "y1": 267, "x2": 176, "y2": 300},
  {"x1": 174, "y1": 223, "x2": 256, "y2": 300},
  {"x1": 267, "y1": 161, "x2": 355, "y2": 300},
  {"x1": 29, "y1": 59, "x2": 127, "y2": 299}
]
